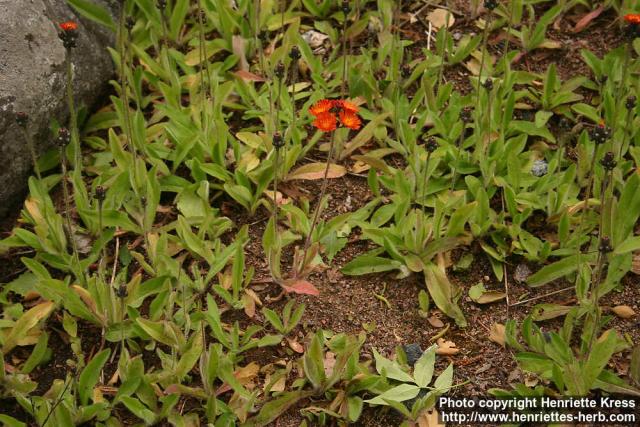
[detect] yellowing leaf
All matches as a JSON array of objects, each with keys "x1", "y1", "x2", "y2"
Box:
[
  {"x1": 612, "y1": 305, "x2": 635, "y2": 319},
  {"x1": 489, "y1": 323, "x2": 506, "y2": 347},
  {"x1": 427, "y1": 9, "x2": 454, "y2": 29},
  {"x1": 2, "y1": 301, "x2": 55, "y2": 353},
  {"x1": 285, "y1": 163, "x2": 346, "y2": 181}
]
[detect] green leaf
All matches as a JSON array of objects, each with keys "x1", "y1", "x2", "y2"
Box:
[
  {"x1": 79, "y1": 348, "x2": 111, "y2": 405},
  {"x1": 0, "y1": 415, "x2": 26, "y2": 427},
  {"x1": 2, "y1": 301, "x2": 55, "y2": 353},
  {"x1": 303, "y1": 332, "x2": 326, "y2": 389},
  {"x1": 614, "y1": 236, "x2": 640, "y2": 254},
  {"x1": 21, "y1": 331, "x2": 50, "y2": 374},
  {"x1": 67, "y1": 0, "x2": 116, "y2": 31},
  {"x1": 341, "y1": 255, "x2": 403, "y2": 275},
  {"x1": 414, "y1": 344, "x2": 437, "y2": 388},
  {"x1": 583, "y1": 330, "x2": 618, "y2": 390},
  {"x1": 120, "y1": 396, "x2": 156, "y2": 425},
  {"x1": 433, "y1": 363, "x2": 454, "y2": 391},
  {"x1": 526, "y1": 255, "x2": 579, "y2": 287},
  {"x1": 373, "y1": 349, "x2": 414, "y2": 383},
  {"x1": 424, "y1": 264, "x2": 466, "y2": 327},
  {"x1": 364, "y1": 384, "x2": 420, "y2": 405}
]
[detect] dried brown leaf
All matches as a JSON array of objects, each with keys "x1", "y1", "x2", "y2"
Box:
[{"x1": 489, "y1": 322, "x2": 506, "y2": 347}]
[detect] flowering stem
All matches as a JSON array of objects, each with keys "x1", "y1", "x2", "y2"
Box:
[
  {"x1": 573, "y1": 151, "x2": 598, "y2": 296},
  {"x1": 19, "y1": 126, "x2": 41, "y2": 180},
  {"x1": 436, "y1": 2, "x2": 452, "y2": 91},
  {"x1": 614, "y1": 42, "x2": 632, "y2": 161},
  {"x1": 299, "y1": 7, "x2": 350, "y2": 274},
  {"x1": 420, "y1": 152, "x2": 433, "y2": 213},
  {"x1": 474, "y1": 14, "x2": 492, "y2": 124},
  {"x1": 197, "y1": 1, "x2": 210, "y2": 147},
  {"x1": 450, "y1": 128, "x2": 465, "y2": 192},
  {"x1": 59, "y1": 145, "x2": 82, "y2": 284},
  {"x1": 65, "y1": 51, "x2": 80, "y2": 169}
]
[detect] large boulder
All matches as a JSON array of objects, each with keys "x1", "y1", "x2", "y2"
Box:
[{"x1": 0, "y1": 0, "x2": 118, "y2": 219}]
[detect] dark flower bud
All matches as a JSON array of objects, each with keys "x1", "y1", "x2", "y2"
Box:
[
  {"x1": 140, "y1": 196, "x2": 147, "y2": 207},
  {"x1": 598, "y1": 75, "x2": 608, "y2": 85},
  {"x1": 589, "y1": 124, "x2": 610, "y2": 145},
  {"x1": 275, "y1": 62, "x2": 285, "y2": 79},
  {"x1": 598, "y1": 236, "x2": 612, "y2": 254},
  {"x1": 558, "y1": 117, "x2": 571, "y2": 131},
  {"x1": 401, "y1": 64, "x2": 411, "y2": 79},
  {"x1": 259, "y1": 30, "x2": 270, "y2": 44},
  {"x1": 600, "y1": 151, "x2": 617, "y2": 171},
  {"x1": 625, "y1": 23, "x2": 640, "y2": 41},
  {"x1": 57, "y1": 127, "x2": 71, "y2": 147},
  {"x1": 58, "y1": 22, "x2": 79, "y2": 49},
  {"x1": 157, "y1": 0, "x2": 167, "y2": 10},
  {"x1": 116, "y1": 284, "x2": 128, "y2": 298},
  {"x1": 341, "y1": 0, "x2": 350, "y2": 14},
  {"x1": 424, "y1": 136, "x2": 438, "y2": 153},
  {"x1": 95, "y1": 186, "x2": 106, "y2": 201},
  {"x1": 272, "y1": 132, "x2": 284, "y2": 149},
  {"x1": 484, "y1": 0, "x2": 498, "y2": 11},
  {"x1": 15, "y1": 112, "x2": 29, "y2": 128},
  {"x1": 459, "y1": 107, "x2": 473, "y2": 123},
  {"x1": 543, "y1": 332, "x2": 551, "y2": 343},
  {"x1": 482, "y1": 78, "x2": 493, "y2": 91},
  {"x1": 626, "y1": 95, "x2": 636, "y2": 110},
  {"x1": 125, "y1": 17, "x2": 135, "y2": 31},
  {"x1": 289, "y1": 46, "x2": 301, "y2": 60}
]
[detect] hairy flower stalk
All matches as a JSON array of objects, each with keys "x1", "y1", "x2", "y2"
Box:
[
  {"x1": 59, "y1": 21, "x2": 81, "y2": 169},
  {"x1": 57, "y1": 128, "x2": 83, "y2": 283},
  {"x1": 16, "y1": 112, "x2": 41, "y2": 179},
  {"x1": 450, "y1": 107, "x2": 473, "y2": 191},
  {"x1": 587, "y1": 151, "x2": 616, "y2": 351},
  {"x1": 197, "y1": 1, "x2": 211, "y2": 147},
  {"x1": 573, "y1": 124, "x2": 610, "y2": 296},
  {"x1": 474, "y1": 1, "x2": 495, "y2": 128},
  {"x1": 118, "y1": 10, "x2": 139, "y2": 194},
  {"x1": 421, "y1": 137, "x2": 438, "y2": 212},
  {"x1": 435, "y1": 1, "x2": 452, "y2": 91},
  {"x1": 289, "y1": 46, "x2": 301, "y2": 143},
  {"x1": 300, "y1": 5, "x2": 352, "y2": 273}
]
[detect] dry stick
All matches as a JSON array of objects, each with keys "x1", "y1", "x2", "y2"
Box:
[
  {"x1": 509, "y1": 285, "x2": 574, "y2": 307},
  {"x1": 300, "y1": 10, "x2": 350, "y2": 270}
]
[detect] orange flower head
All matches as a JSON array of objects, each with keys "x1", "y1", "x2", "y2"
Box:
[
  {"x1": 312, "y1": 112, "x2": 337, "y2": 132},
  {"x1": 309, "y1": 99, "x2": 335, "y2": 117},
  {"x1": 339, "y1": 110, "x2": 362, "y2": 130},
  {"x1": 624, "y1": 14, "x2": 640, "y2": 24},
  {"x1": 336, "y1": 99, "x2": 359, "y2": 114},
  {"x1": 59, "y1": 21, "x2": 78, "y2": 32}
]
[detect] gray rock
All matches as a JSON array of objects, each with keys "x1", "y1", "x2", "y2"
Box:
[{"x1": 0, "y1": 0, "x2": 118, "y2": 218}]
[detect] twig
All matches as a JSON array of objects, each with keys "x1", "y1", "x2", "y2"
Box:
[{"x1": 509, "y1": 286, "x2": 574, "y2": 307}]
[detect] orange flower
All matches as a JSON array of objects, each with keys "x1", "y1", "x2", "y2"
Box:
[
  {"x1": 339, "y1": 110, "x2": 361, "y2": 130},
  {"x1": 59, "y1": 21, "x2": 78, "y2": 31},
  {"x1": 624, "y1": 14, "x2": 640, "y2": 24},
  {"x1": 309, "y1": 99, "x2": 335, "y2": 116},
  {"x1": 312, "y1": 112, "x2": 337, "y2": 132},
  {"x1": 335, "y1": 99, "x2": 359, "y2": 114}
]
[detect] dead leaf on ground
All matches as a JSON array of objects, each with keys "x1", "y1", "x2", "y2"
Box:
[
  {"x1": 435, "y1": 338, "x2": 460, "y2": 355},
  {"x1": 489, "y1": 322, "x2": 506, "y2": 347},
  {"x1": 427, "y1": 315, "x2": 445, "y2": 328},
  {"x1": 427, "y1": 9, "x2": 455, "y2": 29},
  {"x1": 281, "y1": 279, "x2": 320, "y2": 296},
  {"x1": 285, "y1": 163, "x2": 347, "y2": 181},
  {"x1": 612, "y1": 305, "x2": 636, "y2": 319},
  {"x1": 417, "y1": 408, "x2": 444, "y2": 427},
  {"x1": 287, "y1": 337, "x2": 304, "y2": 353},
  {"x1": 232, "y1": 35, "x2": 249, "y2": 71},
  {"x1": 302, "y1": 30, "x2": 329, "y2": 48},
  {"x1": 571, "y1": 5, "x2": 605, "y2": 33},
  {"x1": 233, "y1": 70, "x2": 266, "y2": 82},
  {"x1": 324, "y1": 351, "x2": 336, "y2": 377},
  {"x1": 631, "y1": 253, "x2": 640, "y2": 275}
]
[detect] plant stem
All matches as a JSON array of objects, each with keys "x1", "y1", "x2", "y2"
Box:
[
  {"x1": 65, "y1": 50, "x2": 80, "y2": 169},
  {"x1": 420, "y1": 151, "x2": 432, "y2": 213},
  {"x1": 20, "y1": 126, "x2": 41, "y2": 180},
  {"x1": 60, "y1": 146, "x2": 82, "y2": 284}
]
